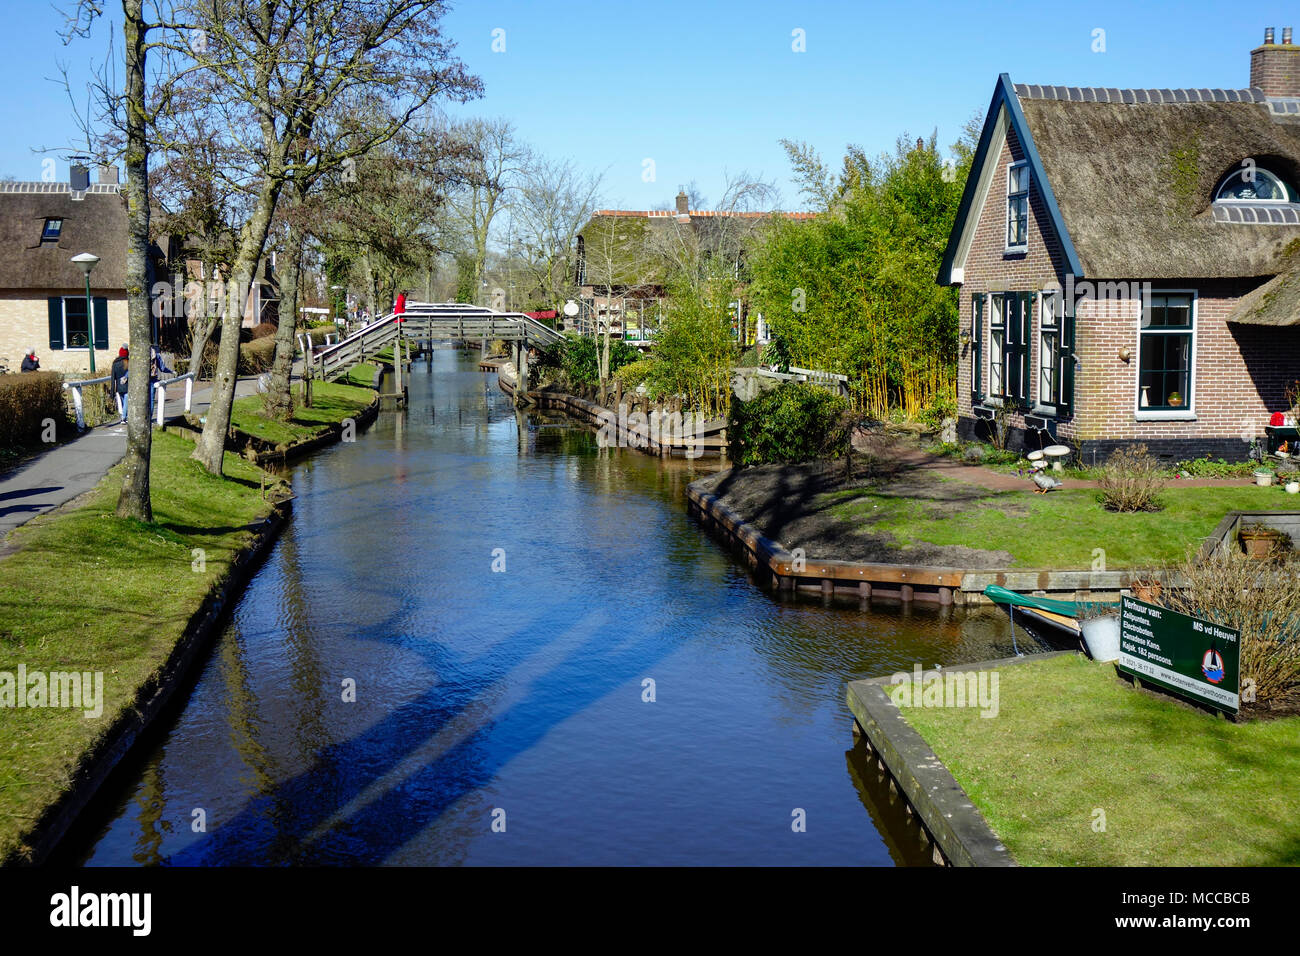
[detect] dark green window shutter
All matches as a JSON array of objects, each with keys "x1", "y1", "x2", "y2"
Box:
[
  {"x1": 92, "y1": 297, "x2": 109, "y2": 351},
  {"x1": 47, "y1": 297, "x2": 64, "y2": 350},
  {"x1": 1061, "y1": 300, "x2": 1076, "y2": 413},
  {"x1": 971, "y1": 293, "x2": 983, "y2": 402}
]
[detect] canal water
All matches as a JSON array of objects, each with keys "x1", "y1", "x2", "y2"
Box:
[{"x1": 76, "y1": 350, "x2": 1033, "y2": 866}]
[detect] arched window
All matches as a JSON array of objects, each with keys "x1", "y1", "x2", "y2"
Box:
[{"x1": 1215, "y1": 166, "x2": 1294, "y2": 203}]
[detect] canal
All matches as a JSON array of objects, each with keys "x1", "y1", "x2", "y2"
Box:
[{"x1": 76, "y1": 349, "x2": 1032, "y2": 866}]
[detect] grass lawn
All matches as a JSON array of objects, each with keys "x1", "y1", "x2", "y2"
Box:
[
  {"x1": 896, "y1": 654, "x2": 1300, "y2": 865},
  {"x1": 823, "y1": 482, "x2": 1286, "y2": 568},
  {"x1": 228, "y1": 379, "x2": 375, "y2": 447},
  {"x1": 0, "y1": 432, "x2": 282, "y2": 862},
  {"x1": 340, "y1": 362, "x2": 378, "y2": 388}
]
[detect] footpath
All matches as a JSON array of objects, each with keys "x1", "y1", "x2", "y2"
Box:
[{"x1": 0, "y1": 374, "x2": 268, "y2": 538}]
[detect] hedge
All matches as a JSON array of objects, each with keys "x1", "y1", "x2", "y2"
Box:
[{"x1": 0, "y1": 373, "x2": 69, "y2": 449}]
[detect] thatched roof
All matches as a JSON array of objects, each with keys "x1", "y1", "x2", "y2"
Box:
[
  {"x1": 0, "y1": 184, "x2": 128, "y2": 291},
  {"x1": 1017, "y1": 88, "x2": 1300, "y2": 279},
  {"x1": 1227, "y1": 263, "x2": 1300, "y2": 325}
]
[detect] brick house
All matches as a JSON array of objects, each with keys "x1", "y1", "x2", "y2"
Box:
[
  {"x1": 0, "y1": 168, "x2": 132, "y2": 375},
  {"x1": 938, "y1": 30, "x2": 1300, "y2": 463}
]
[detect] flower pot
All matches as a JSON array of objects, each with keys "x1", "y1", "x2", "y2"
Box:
[
  {"x1": 1240, "y1": 527, "x2": 1286, "y2": 559},
  {"x1": 1081, "y1": 615, "x2": 1121, "y2": 662},
  {"x1": 1254, "y1": 470, "x2": 1274, "y2": 487}
]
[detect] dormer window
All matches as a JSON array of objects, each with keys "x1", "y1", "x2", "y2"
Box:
[
  {"x1": 41, "y1": 218, "x2": 62, "y2": 242},
  {"x1": 1006, "y1": 161, "x2": 1029, "y2": 251},
  {"x1": 1215, "y1": 166, "x2": 1295, "y2": 203}
]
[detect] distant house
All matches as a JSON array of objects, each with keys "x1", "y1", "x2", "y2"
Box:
[
  {"x1": 939, "y1": 29, "x2": 1300, "y2": 461},
  {"x1": 574, "y1": 191, "x2": 814, "y2": 345},
  {"x1": 0, "y1": 164, "x2": 133, "y2": 374}
]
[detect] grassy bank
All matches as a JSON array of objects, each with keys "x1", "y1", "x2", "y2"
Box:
[
  {"x1": 823, "y1": 482, "x2": 1283, "y2": 568},
  {"x1": 896, "y1": 654, "x2": 1300, "y2": 865},
  {"x1": 228, "y1": 378, "x2": 376, "y2": 448},
  {"x1": 0, "y1": 432, "x2": 283, "y2": 862}
]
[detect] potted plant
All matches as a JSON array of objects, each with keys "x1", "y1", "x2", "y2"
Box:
[
  {"x1": 1077, "y1": 601, "x2": 1121, "y2": 662},
  {"x1": 1254, "y1": 465, "x2": 1276, "y2": 486},
  {"x1": 1239, "y1": 525, "x2": 1291, "y2": 559}
]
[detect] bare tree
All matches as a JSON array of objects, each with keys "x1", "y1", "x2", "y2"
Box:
[
  {"x1": 510, "y1": 155, "x2": 602, "y2": 311},
  {"x1": 444, "y1": 117, "x2": 530, "y2": 302},
  {"x1": 181, "y1": 0, "x2": 479, "y2": 475}
]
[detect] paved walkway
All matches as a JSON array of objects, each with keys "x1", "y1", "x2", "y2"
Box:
[{"x1": 0, "y1": 374, "x2": 269, "y2": 537}]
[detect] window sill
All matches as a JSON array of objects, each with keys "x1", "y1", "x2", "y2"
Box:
[
  {"x1": 1003, "y1": 246, "x2": 1027, "y2": 257},
  {"x1": 1135, "y1": 411, "x2": 1196, "y2": 421}
]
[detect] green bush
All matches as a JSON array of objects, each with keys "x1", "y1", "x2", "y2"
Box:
[
  {"x1": 536, "y1": 335, "x2": 640, "y2": 392},
  {"x1": 729, "y1": 381, "x2": 849, "y2": 465},
  {"x1": 0, "y1": 372, "x2": 69, "y2": 449}
]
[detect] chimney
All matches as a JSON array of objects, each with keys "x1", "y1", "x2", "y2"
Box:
[
  {"x1": 69, "y1": 160, "x2": 90, "y2": 192},
  {"x1": 1251, "y1": 26, "x2": 1300, "y2": 97},
  {"x1": 675, "y1": 188, "x2": 689, "y2": 215},
  {"x1": 96, "y1": 163, "x2": 119, "y2": 185}
]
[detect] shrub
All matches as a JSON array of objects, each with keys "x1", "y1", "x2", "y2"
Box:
[
  {"x1": 0, "y1": 372, "x2": 69, "y2": 448},
  {"x1": 239, "y1": 336, "x2": 277, "y2": 374},
  {"x1": 1161, "y1": 549, "x2": 1300, "y2": 713},
  {"x1": 250, "y1": 321, "x2": 278, "y2": 339},
  {"x1": 1098, "y1": 443, "x2": 1165, "y2": 512},
  {"x1": 612, "y1": 357, "x2": 657, "y2": 388},
  {"x1": 729, "y1": 381, "x2": 850, "y2": 465}
]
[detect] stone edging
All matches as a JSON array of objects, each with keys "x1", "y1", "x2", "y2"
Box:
[
  {"x1": 687, "y1": 474, "x2": 1183, "y2": 602},
  {"x1": 845, "y1": 650, "x2": 1077, "y2": 867},
  {"x1": 8, "y1": 498, "x2": 294, "y2": 865}
]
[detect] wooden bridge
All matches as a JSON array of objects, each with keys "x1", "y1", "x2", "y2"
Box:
[{"x1": 312, "y1": 302, "x2": 564, "y2": 381}]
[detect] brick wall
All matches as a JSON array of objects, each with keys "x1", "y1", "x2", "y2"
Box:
[
  {"x1": 954, "y1": 120, "x2": 1300, "y2": 462},
  {"x1": 0, "y1": 291, "x2": 129, "y2": 375}
]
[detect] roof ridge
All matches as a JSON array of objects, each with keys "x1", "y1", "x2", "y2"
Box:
[
  {"x1": 1012, "y1": 82, "x2": 1265, "y2": 105},
  {"x1": 0, "y1": 181, "x2": 121, "y2": 194}
]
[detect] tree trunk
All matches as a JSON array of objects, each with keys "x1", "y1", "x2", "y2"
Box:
[
  {"x1": 265, "y1": 220, "x2": 303, "y2": 420},
  {"x1": 115, "y1": 0, "x2": 153, "y2": 522},
  {"x1": 192, "y1": 178, "x2": 281, "y2": 475},
  {"x1": 187, "y1": 312, "x2": 217, "y2": 379}
]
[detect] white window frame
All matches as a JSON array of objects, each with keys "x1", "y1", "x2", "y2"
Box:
[
  {"x1": 987, "y1": 294, "x2": 1006, "y2": 402},
  {"x1": 1134, "y1": 289, "x2": 1197, "y2": 421},
  {"x1": 1214, "y1": 167, "x2": 1291, "y2": 204},
  {"x1": 1005, "y1": 161, "x2": 1029, "y2": 252},
  {"x1": 62, "y1": 295, "x2": 92, "y2": 352}
]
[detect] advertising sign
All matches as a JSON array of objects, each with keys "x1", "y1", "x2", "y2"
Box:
[{"x1": 1118, "y1": 596, "x2": 1240, "y2": 714}]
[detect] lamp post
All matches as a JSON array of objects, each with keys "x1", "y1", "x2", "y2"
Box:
[{"x1": 71, "y1": 253, "x2": 100, "y2": 373}]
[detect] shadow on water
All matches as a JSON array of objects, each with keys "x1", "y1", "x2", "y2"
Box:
[{"x1": 69, "y1": 351, "x2": 1043, "y2": 866}]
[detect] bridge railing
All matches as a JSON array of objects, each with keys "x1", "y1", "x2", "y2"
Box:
[
  {"x1": 153, "y1": 371, "x2": 197, "y2": 426},
  {"x1": 62, "y1": 374, "x2": 113, "y2": 431}
]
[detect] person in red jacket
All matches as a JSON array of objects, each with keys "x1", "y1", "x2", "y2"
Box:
[{"x1": 394, "y1": 290, "x2": 407, "y2": 323}]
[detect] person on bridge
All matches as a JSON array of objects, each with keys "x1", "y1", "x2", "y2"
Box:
[{"x1": 394, "y1": 290, "x2": 407, "y2": 324}]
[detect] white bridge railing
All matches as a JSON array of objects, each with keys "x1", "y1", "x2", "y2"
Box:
[{"x1": 63, "y1": 371, "x2": 197, "y2": 430}]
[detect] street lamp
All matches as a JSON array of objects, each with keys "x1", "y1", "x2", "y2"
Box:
[{"x1": 71, "y1": 252, "x2": 100, "y2": 373}]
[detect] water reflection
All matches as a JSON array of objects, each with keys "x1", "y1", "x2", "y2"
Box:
[{"x1": 76, "y1": 351, "x2": 1040, "y2": 866}]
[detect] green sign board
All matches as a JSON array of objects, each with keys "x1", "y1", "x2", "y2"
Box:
[{"x1": 1118, "y1": 597, "x2": 1240, "y2": 714}]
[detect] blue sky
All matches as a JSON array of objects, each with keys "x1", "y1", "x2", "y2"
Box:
[{"x1": 2, "y1": 1, "x2": 1297, "y2": 209}]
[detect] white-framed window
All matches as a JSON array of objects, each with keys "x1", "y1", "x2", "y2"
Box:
[
  {"x1": 62, "y1": 295, "x2": 91, "y2": 350},
  {"x1": 988, "y1": 295, "x2": 1006, "y2": 398},
  {"x1": 1037, "y1": 291, "x2": 1064, "y2": 413},
  {"x1": 989, "y1": 292, "x2": 1031, "y2": 403},
  {"x1": 1137, "y1": 291, "x2": 1195, "y2": 417},
  {"x1": 1215, "y1": 166, "x2": 1294, "y2": 203},
  {"x1": 1006, "y1": 161, "x2": 1029, "y2": 250}
]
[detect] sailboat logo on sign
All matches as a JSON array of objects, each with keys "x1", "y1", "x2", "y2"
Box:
[{"x1": 1202, "y1": 648, "x2": 1225, "y2": 684}]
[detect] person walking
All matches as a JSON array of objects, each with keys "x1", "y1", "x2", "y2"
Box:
[
  {"x1": 19, "y1": 348, "x2": 39, "y2": 372},
  {"x1": 148, "y1": 346, "x2": 173, "y2": 423},
  {"x1": 111, "y1": 346, "x2": 129, "y2": 423},
  {"x1": 393, "y1": 290, "x2": 407, "y2": 324}
]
